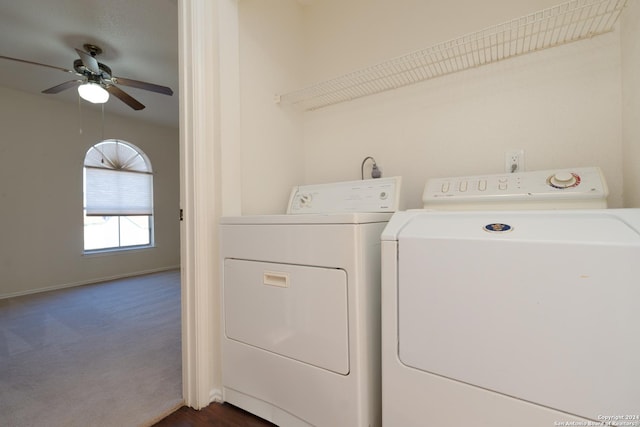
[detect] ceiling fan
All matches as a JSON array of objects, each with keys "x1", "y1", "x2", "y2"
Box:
[{"x1": 0, "y1": 44, "x2": 173, "y2": 111}]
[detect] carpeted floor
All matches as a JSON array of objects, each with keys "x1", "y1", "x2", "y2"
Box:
[{"x1": 0, "y1": 270, "x2": 183, "y2": 427}]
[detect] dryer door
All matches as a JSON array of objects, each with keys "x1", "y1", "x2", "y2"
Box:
[{"x1": 224, "y1": 259, "x2": 349, "y2": 375}]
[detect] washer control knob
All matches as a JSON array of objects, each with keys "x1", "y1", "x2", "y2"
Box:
[{"x1": 549, "y1": 172, "x2": 578, "y2": 188}]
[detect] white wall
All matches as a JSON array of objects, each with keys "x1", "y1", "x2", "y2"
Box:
[
  {"x1": 0, "y1": 86, "x2": 180, "y2": 298},
  {"x1": 237, "y1": 0, "x2": 629, "y2": 212},
  {"x1": 300, "y1": 0, "x2": 561, "y2": 85},
  {"x1": 238, "y1": 0, "x2": 305, "y2": 214},
  {"x1": 300, "y1": 0, "x2": 624, "y2": 209},
  {"x1": 622, "y1": 0, "x2": 640, "y2": 208}
]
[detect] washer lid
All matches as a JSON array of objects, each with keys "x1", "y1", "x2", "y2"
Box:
[
  {"x1": 382, "y1": 208, "x2": 640, "y2": 241},
  {"x1": 396, "y1": 210, "x2": 640, "y2": 243},
  {"x1": 220, "y1": 212, "x2": 394, "y2": 225}
]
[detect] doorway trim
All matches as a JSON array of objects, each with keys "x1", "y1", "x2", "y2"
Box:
[{"x1": 178, "y1": 0, "x2": 221, "y2": 409}]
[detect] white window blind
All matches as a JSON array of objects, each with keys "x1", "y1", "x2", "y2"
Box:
[
  {"x1": 85, "y1": 167, "x2": 153, "y2": 216},
  {"x1": 84, "y1": 139, "x2": 153, "y2": 217}
]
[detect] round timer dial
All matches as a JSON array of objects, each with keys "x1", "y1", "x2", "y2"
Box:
[{"x1": 547, "y1": 172, "x2": 581, "y2": 189}]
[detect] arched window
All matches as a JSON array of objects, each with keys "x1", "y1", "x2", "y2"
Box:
[{"x1": 83, "y1": 139, "x2": 154, "y2": 251}]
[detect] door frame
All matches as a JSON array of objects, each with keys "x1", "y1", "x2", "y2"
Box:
[{"x1": 178, "y1": 0, "x2": 241, "y2": 409}]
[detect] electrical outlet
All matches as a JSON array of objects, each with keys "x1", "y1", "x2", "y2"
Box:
[{"x1": 505, "y1": 150, "x2": 525, "y2": 173}]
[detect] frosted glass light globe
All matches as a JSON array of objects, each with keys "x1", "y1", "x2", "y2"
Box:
[{"x1": 78, "y1": 82, "x2": 109, "y2": 104}]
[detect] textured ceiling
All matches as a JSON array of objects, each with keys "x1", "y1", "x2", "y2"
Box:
[{"x1": 0, "y1": 0, "x2": 179, "y2": 128}]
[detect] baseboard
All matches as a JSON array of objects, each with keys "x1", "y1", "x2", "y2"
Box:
[
  {"x1": 210, "y1": 387, "x2": 224, "y2": 404},
  {"x1": 0, "y1": 265, "x2": 181, "y2": 300}
]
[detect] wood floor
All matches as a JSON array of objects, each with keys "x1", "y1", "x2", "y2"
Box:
[{"x1": 153, "y1": 402, "x2": 277, "y2": 427}]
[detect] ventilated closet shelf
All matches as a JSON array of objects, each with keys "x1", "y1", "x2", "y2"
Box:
[{"x1": 275, "y1": 0, "x2": 628, "y2": 111}]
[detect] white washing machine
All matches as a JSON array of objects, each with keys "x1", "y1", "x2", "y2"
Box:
[
  {"x1": 220, "y1": 177, "x2": 401, "y2": 427},
  {"x1": 382, "y1": 168, "x2": 640, "y2": 426}
]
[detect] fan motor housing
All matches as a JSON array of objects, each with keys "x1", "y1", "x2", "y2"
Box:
[{"x1": 73, "y1": 59, "x2": 112, "y2": 79}]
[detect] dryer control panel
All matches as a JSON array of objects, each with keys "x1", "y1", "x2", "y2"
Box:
[
  {"x1": 287, "y1": 176, "x2": 402, "y2": 214},
  {"x1": 422, "y1": 167, "x2": 608, "y2": 210}
]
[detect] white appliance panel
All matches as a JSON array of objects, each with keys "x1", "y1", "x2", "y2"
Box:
[
  {"x1": 221, "y1": 217, "x2": 390, "y2": 426},
  {"x1": 287, "y1": 176, "x2": 401, "y2": 214},
  {"x1": 221, "y1": 177, "x2": 401, "y2": 426},
  {"x1": 220, "y1": 212, "x2": 393, "y2": 225},
  {"x1": 381, "y1": 241, "x2": 591, "y2": 427},
  {"x1": 423, "y1": 167, "x2": 608, "y2": 210},
  {"x1": 397, "y1": 212, "x2": 640, "y2": 420},
  {"x1": 224, "y1": 259, "x2": 349, "y2": 375}
]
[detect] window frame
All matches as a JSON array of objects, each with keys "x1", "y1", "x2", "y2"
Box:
[{"x1": 82, "y1": 139, "x2": 155, "y2": 253}]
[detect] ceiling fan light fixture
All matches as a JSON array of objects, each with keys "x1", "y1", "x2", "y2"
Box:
[{"x1": 78, "y1": 82, "x2": 109, "y2": 104}]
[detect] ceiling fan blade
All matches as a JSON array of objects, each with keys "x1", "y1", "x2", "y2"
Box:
[
  {"x1": 75, "y1": 48, "x2": 101, "y2": 74},
  {"x1": 106, "y1": 85, "x2": 145, "y2": 110},
  {"x1": 42, "y1": 80, "x2": 83, "y2": 94},
  {"x1": 0, "y1": 55, "x2": 76, "y2": 74},
  {"x1": 113, "y1": 76, "x2": 173, "y2": 96}
]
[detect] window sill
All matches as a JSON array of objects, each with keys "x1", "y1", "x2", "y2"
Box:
[{"x1": 83, "y1": 245, "x2": 155, "y2": 257}]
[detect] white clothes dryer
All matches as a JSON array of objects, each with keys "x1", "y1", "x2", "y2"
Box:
[
  {"x1": 220, "y1": 177, "x2": 401, "y2": 427},
  {"x1": 381, "y1": 168, "x2": 640, "y2": 426}
]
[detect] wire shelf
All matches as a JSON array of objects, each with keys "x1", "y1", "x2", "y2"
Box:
[{"x1": 275, "y1": 0, "x2": 628, "y2": 111}]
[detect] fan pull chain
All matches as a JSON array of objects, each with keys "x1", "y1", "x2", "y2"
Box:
[
  {"x1": 101, "y1": 103, "x2": 105, "y2": 141},
  {"x1": 78, "y1": 93, "x2": 83, "y2": 135}
]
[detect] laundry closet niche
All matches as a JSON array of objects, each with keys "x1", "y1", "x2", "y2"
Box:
[{"x1": 236, "y1": 0, "x2": 639, "y2": 213}]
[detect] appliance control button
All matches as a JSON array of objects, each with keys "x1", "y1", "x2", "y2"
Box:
[
  {"x1": 478, "y1": 180, "x2": 487, "y2": 191},
  {"x1": 441, "y1": 183, "x2": 450, "y2": 193},
  {"x1": 379, "y1": 191, "x2": 388, "y2": 200},
  {"x1": 554, "y1": 172, "x2": 574, "y2": 182},
  {"x1": 549, "y1": 172, "x2": 578, "y2": 188},
  {"x1": 299, "y1": 194, "x2": 312, "y2": 206},
  {"x1": 498, "y1": 182, "x2": 508, "y2": 190},
  {"x1": 459, "y1": 181, "x2": 468, "y2": 192}
]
